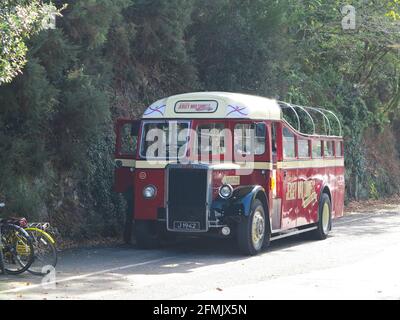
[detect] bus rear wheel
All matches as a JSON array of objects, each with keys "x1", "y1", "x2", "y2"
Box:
[
  {"x1": 237, "y1": 199, "x2": 270, "y2": 256},
  {"x1": 135, "y1": 220, "x2": 160, "y2": 249},
  {"x1": 312, "y1": 193, "x2": 332, "y2": 240}
]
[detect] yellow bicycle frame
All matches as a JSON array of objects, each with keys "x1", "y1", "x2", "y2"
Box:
[{"x1": 25, "y1": 227, "x2": 56, "y2": 244}]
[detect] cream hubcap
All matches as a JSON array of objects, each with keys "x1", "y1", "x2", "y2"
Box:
[
  {"x1": 252, "y1": 210, "x2": 265, "y2": 250},
  {"x1": 322, "y1": 203, "x2": 330, "y2": 234}
]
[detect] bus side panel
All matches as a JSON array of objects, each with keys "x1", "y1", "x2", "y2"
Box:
[
  {"x1": 308, "y1": 167, "x2": 325, "y2": 225},
  {"x1": 134, "y1": 169, "x2": 165, "y2": 220},
  {"x1": 114, "y1": 167, "x2": 134, "y2": 193},
  {"x1": 281, "y1": 167, "x2": 298, "y2": 230},
  {"x1": 299, "y1": 164, "x2": 343, "y2": 225},
  {"x1": 322, "y1": 164, "x2": 345, "y2": 220},
  {"x1": 296, "y1": 166, "x2": 317, "y2": 226},
  {"x1": 334, "y1": 165, "x2": 345, "y2": 218},
  {"x1": 326, "y1": 165, "x2": 336, "y2": 216}
]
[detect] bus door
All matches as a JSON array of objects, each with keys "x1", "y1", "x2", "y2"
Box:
[
  {"x1": 114, "y1": 119, "x2": 140, "y2": 194},
  {"x1": 278, "y1": 125, "x2": 298, "y2": 230},
  {"x1": 233, "y1": 121, "x2": 269, "y2": 191}
]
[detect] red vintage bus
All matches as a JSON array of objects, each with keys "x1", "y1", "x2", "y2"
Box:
[{"x1": 114, "y1": 92, "x2": 345, "y2": 255}]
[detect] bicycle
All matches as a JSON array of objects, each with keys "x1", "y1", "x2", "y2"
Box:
[
  {"x1": 0, "y1": 203, "x2": 35, "y2": 275},
  {"x1": 24, "y1": 222, "x2": 58, "y2": 276}
]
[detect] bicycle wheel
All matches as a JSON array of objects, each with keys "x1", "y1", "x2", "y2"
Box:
[
  {"x1": 25, "y1": 228, "x2": 57, "y2": 276},
  {"x1": 1, "y1": 224, "x2": 34, "y2": 275}
]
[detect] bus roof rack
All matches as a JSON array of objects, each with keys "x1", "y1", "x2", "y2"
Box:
[{"x1": 278, "y1": 101, "x2": 342, "y2": 138}]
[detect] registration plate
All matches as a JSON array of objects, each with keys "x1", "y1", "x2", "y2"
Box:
[{"x1": 173, "y1": 221, "x2": 201, "y2": 231}]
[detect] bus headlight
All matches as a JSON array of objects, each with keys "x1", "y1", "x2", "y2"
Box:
[
  {"x1": 143, "y1": 185, "x2": 157, "y2": 199},
  {"x1": 219, "y1": 184, "x2": 233, "y2": 199}
]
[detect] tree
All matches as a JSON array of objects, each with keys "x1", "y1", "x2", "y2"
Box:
[
  {"x1": 0, "y1": 0, "x2": 62, "y2": 84},
  {"x1": 190, "y1": 0, "x2": 289, "y2": 95}
]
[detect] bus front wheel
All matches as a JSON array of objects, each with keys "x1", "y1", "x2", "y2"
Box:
[{"x1": 237, "y1": 199, "x2": 270, "y2": 256}]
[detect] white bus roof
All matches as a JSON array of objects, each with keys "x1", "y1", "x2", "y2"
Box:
[
  {"x1": 142, "y1": 92, "x2": 342, "y2": 137},
  {"x1": 142, "y1": 92, "x2": 282, "y2": 121}
]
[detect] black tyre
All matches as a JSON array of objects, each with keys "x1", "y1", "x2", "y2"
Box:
[
  {"x1": 135, "y1": 220, "x2": 160, "y2": 249},
  {"x1": 311, "y1": 193, "x2": 332, "y2": 240},
  {"x1": 237, "y1": 199, "x2": 270, "y2": 256},
  {"x1": 1, "y1": 224, "x2": 34, "y2": 275},
  {"x1": 26, "y1": 229, "x2": 58, "y2": 276}
]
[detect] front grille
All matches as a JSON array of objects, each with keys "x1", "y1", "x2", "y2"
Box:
[{"x1": 167, "y1": 167, "x2": 208, "y2": 232}]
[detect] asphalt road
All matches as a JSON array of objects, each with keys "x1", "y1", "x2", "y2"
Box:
[{"x1": 1, "y1": 204, "x2": 399, "y2": 300}]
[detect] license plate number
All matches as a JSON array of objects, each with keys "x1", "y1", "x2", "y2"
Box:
[{"x1": 173, "y1": 221, "x2": 201, "y2": 231}]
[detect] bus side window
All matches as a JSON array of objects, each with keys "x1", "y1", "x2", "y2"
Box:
[
  {"x1": 255, "y1": 123, "x2": 266, "y2": 155},
  {"x1": 336, "y1": 141, "x2": 343, "y2": 157},
  {"x1": 298, "y1": 139, "x2": 310, "y2": 158},
  {"x1": 234, "y1": 123, "x2": 266, "y2": 155},
  {"x1": 283, "y1": 127, "x2": 296, "y2": 159},
  {"x1": 325, "y1": 141, "x2": 334, "y2": 157},
  {"x1": 234, "y1": 123, "x2": 252, "y2": 155},
  {"x1": 120, "y1": 123, "x2": 139, "y2": 156},
  {"x1": 271, "y1": 123, "x2": 277, "y2": 157},
  {"x1": 312, "y1": 140, "x2": 322, "y2": 158}
]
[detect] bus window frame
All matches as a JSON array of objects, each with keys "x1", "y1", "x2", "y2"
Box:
[
  {"x1": 232, "y1": 120, "x2": 269, "y2": 163},
  {"x1": 282, "y1": 125, "x2": 297, "y2": 160},
  {"x1": 233, "y1": 122, "x2": 267, "y2": 157},
  {"x1": 335, "y1": 140, "x2": 344, "y2": 158},
  {"x1": 139, "y1": 120, "x2": 192, "y2": 160},
  {"x1": 324, "y1": 140, "x2": 335, "y2": 158},
  {"x1": 312, "y1": 139, "x2": 323, "y2": 159},
  {"x1": 271, "y1": 122, "x2": 279, "y2": 162},
  {"x1": 297, "y1": 138, "x2": 311, "y2": 159},
  {"x1": 115, "y1": 119, "x2": 140, "y2": 159}
]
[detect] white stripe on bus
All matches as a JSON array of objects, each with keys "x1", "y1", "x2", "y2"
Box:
[{"x1": 133, "y1": 159, "x2": 344, "y2": 170}]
